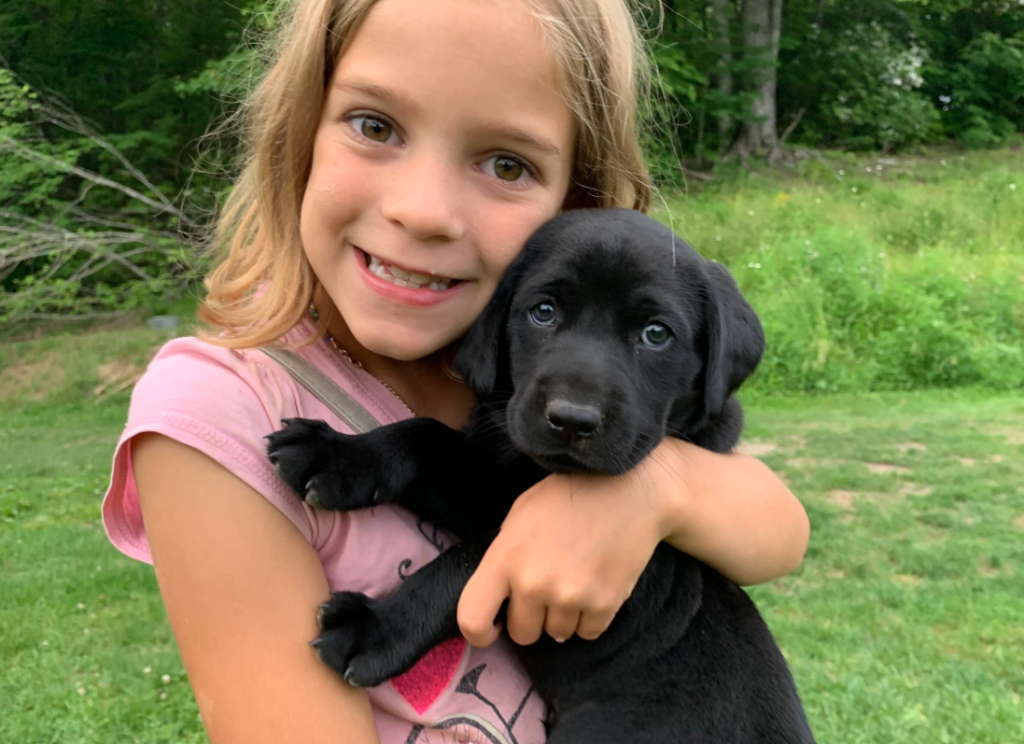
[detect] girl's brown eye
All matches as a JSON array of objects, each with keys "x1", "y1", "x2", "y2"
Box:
[
  {"x1": 360, "y1": 117, "x2": 392, "y2": 142},
  {"x1": 494, "y1": 157, "x2": 524, "y2": 182}
]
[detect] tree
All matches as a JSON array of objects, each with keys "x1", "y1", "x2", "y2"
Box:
[{"x1": 731, "y1": 0, "x2": 784, "y2": 161}]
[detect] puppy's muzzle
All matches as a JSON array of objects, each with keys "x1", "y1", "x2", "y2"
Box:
[{"x1": 545, "y1": 398, "x2": 602, "y2": 443}]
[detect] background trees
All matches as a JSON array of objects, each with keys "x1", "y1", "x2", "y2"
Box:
[{"x1": 1, "y1": 0, "x2": 1023, "y2": 327}]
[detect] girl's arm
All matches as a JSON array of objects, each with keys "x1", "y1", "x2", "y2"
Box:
[
  {"x1": 458, "y1": 439, "x2": 809, "y2": 647},
  {"x1": 132, "y1": 434, "x2": 382, "y2": 744},
  {"x1": 658, "y1": 438, "x2": 810, "y2": 586}
]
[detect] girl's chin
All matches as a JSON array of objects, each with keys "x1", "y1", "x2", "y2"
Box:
[{"x1": 351, "y1": 327, "x2": 460, "y2": 362}]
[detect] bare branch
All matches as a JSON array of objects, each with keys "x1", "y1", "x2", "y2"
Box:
[{"x1": 0, "y1": 140, "x2": 196, "y2": 226}]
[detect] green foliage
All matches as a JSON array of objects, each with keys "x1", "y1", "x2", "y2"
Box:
[
  {"x1": 784, "y1": 21, "x2": 942, "y2": 149},
  {"x1": 654, "y1": 149, "x2": 1024, "y2": 395},
  {"x1": 939, "y1": 32, "x2": 1024, "y2": 149}
]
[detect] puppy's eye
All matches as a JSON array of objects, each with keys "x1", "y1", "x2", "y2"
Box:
[
  {"x1": 641, "y1": 323, "x2": 671, "y2": 349},
  {"x1": 530, "y1": 303, "x2": 557, "y2": 326}
]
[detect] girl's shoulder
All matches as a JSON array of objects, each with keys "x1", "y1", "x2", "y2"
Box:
[{"x1": 102, "y1": 321, "x2": 413, "y2": 563}]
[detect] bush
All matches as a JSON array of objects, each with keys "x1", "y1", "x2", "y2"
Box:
[{"x1": 655, "y1": 151, "x2": 1024, "y2": 395}]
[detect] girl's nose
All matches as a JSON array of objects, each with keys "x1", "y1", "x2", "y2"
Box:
[{"x1": 380, "y1": 150, "x2": 466, "y2": 242}]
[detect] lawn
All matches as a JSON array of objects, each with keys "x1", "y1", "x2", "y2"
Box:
[
  {"x1": 2, "y1": 147, "x2": 1022, "y2": 742},
  {"x1": 2, "y1": 367, "x2": 1022, "y2": 742}
]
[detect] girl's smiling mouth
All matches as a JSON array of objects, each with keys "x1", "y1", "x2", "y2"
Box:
[{"x1": 353, "y1": 245, "x2": 467, "y2": 306}]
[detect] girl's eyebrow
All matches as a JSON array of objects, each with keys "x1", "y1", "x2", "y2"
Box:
[
  {"x1": 332, "y1": 78, "x2": 563, "y2": 158},
  {"x1": 333, "y1": 79, "x2": 412, "y2": 110}
]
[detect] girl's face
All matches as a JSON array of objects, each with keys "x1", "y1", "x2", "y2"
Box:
[{"x1": 301, "y1": 0, "x2": 576, "y2": 361}]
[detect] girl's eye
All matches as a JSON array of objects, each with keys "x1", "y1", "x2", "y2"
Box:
[
  {"x1": 349, "y1": 115, "x2": 398, "y2": 144},
  {"x1": 483, "y1": 155, "x2": 532, "y2": 184},
  {"x1": 530, "y1": 302, "x2": 556, "y2": 326},
  {"x1": 641, "y1": 323, "x2": 671, "y2": 349},
  {"x1": 493, "y1": 156, "x2": 525, "y2": 182}
]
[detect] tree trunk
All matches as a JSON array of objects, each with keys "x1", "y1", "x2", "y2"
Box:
[
  {"x1": 710, "y1": 0, "x2": 733, "y2": 147},
  {"x1": 766, "y1": 0, "x2": 783, "y2": 162},
  {"x1": 732, "y1": 0, "x2": 782, "y2": 160}
]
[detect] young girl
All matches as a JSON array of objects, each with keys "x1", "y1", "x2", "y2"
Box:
[{"x1": 102, "y1": 0, "x2": 810, "y2": 742}]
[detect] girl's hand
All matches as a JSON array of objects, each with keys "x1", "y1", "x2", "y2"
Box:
[
  {"x1": 457, "y1": 455, "x2": 675, "y2": 647},
  {"x1": 456, "y1": 438, "x2": 810, "y2": 648}
]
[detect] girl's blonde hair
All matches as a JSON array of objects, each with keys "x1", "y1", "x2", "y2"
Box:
[{"x1": 200, "y1": 0, "x2": 654, "y2": 348}]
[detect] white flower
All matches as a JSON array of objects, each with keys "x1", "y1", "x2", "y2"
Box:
[
  {"x1": 1011, "y1": 184, "x2": 1017, "y2": 190},
  {"x1": 143, "y1": 667, "x2": 152, "y2": 674},
  {"x1": 76, "y1": 603, "x2": 85, "y2": 610},
  {"x1": 162, "y1": 674, "x2": 171, "y2": 684},
  {"x1": 41, "y1": 640, "x2": 49, "y2": 646},
  {"x1": 838, "y1": 169, "x2": 845, "y2": 176},
  {"x1": 78, "y1": 688, "x2": 86, "y2": 696},
  {"x1": 160, "y1": 691, "x2": 168, "y2": 700},
  {"x1": 941, "y1": 159, "x2": 947, "y2": 166},
  {"x1": 852, "y1": 187, "x2": 858, "y2": 193}
]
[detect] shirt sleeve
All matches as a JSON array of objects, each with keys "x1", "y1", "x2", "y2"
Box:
[{"x1": 101, "y1": 337, "x2": 322, "y2": 564}]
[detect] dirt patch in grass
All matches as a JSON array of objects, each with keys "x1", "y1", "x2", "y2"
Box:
[
  {"x1": 828, "y1": 490, "x2": 858, "y2": 508},
  {"x1": 899, "y1": 482, "x2": 934, "y2": 497},
  {"x1": 0, "y1": 350, "x2": 68, "y2": 403},
  {"x1": 785, "y1": 457, "x2": 847, "y2": 468},
  {"x1": 957, "y1": 456, "x2": 976, "y2": 467},
  {"x1": 892, "y1": 573, "x2": 923, "y2": 586},
  {"x1": 894, "y1": 441, "x2": 927, "y2": 453},
  {"x1": 989, "y1": 426, "x2": 1024, "y2": 445},
  {"x1": 736, "y1": 440, "x2": 779, "y2": 457},
  {"x1": 865, "y1": 462, "x2": 912, "y2": 475}
]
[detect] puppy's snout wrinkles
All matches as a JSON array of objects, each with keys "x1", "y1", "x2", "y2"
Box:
[{"x1": 545, "y1": 398, "x2": 602, "y2": 442}]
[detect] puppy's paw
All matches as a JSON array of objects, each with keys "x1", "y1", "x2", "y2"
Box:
[
  {"x1": 265, "y1": 418, "x2": 382, "y2": 510},
  {"x1": 312, "y1": 592, "x2": 412, "y2": 688}
]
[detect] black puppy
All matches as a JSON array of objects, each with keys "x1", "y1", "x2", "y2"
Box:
[{"x1": 267, "y1": 208, "x2": 815, "y2": 743}]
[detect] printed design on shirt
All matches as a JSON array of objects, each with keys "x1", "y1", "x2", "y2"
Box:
[
  {"x1": 398, "y1": 518, "x2": 452, "y2": 580},
  {"x1": 401, "y1": 664, "x2": 536, "y2": 744}
]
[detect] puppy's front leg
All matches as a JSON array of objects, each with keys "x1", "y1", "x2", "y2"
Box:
[
  {"x1": 267, "y1": 417, "x2": 498, "y2": 537},
  {"x1": 312, "y1": 534, "x2": 493, "y2": 688}
]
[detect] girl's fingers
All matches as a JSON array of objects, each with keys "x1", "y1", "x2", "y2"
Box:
[
  {"x1": 575, "y1": 608, "x2": 617, "y2": 641},
  {"x1": 543, "y1": 607, "x2": 582, "y2": 643},
  {"x1": 505, "y1": 594, "x2": 547, "y2": 646},
  {"x1": 458, "y1": 561, "x2": 510, "y2": 648}
]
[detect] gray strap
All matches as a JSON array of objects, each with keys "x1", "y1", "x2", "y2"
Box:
[{"x1": 260, "y1": 345, "x2": 381, "y2": 434}]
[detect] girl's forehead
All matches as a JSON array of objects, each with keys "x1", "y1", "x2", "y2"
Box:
[{"x1": 333, "y1": 0, "x2": 574, "y2": 147}]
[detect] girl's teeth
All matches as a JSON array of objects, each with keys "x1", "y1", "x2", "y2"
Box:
[{"x1": 364, "y1": 250, "x2": 455, "y2": 290}]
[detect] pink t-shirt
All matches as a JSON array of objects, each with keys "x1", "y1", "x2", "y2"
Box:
[{"x1": 102, "y1": 318, "x2": 546, "y2": 744}]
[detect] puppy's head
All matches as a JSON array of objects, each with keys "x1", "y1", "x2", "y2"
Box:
[{"x1": 455, "y1": 208, "x2": 764, "y2": 474}]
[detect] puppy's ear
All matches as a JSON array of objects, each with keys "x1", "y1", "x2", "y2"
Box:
[
  {"x1": 453, "y1": 255, "x2": 527, "y2": 396},
  {"x1": 701, "y1": 261, "x2": 765, "y2": 419}
]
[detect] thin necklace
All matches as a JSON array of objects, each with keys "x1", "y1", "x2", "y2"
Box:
[{"x1": 309, "y1": 303, "x2": 413, "y2": 414}]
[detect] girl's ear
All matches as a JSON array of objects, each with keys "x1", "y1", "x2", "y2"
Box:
[{"x1": 453, "y1": 254, "x2": 529, "y2": 396}]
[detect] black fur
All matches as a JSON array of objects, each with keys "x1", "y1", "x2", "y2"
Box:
[{"x1": 266, "y1": 208, "x2": 815, "y2": 743}]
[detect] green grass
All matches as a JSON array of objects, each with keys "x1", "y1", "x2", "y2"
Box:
[
  {"x1": 2, "y1": 388, "x2": 1022, "y2": 742},
  {"x1": 2, "y1": 147, "x2": 1023, "y2": 741},
  {"x1": 653, "y1": 148, "x2": 1024, "y2": 394}
]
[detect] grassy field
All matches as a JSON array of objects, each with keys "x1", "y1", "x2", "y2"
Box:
[
  {"x1": 2, "y1": 148, "x2": 1022, "y2": 742},
  {"x1": 2, "y1": 378, "x2": 1022, "y2": 743},
  {"x1": 655, "y1": 148, "x2": 1024, "y2": 394}
]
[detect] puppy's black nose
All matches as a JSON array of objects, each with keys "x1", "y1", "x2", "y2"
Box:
[{"x1": 545, "y1": 399, "x2": 602, "y2": 442}]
